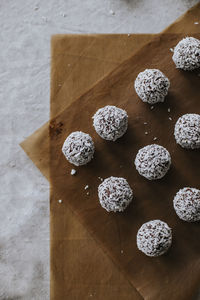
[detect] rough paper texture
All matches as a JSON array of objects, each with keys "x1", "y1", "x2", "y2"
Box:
[{"x1": 50, "y1": 34, "x2": 200, "y2": 300}]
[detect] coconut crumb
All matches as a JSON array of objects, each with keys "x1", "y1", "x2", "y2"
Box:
[
  {"x1": 84, "y1": 185, "x2": 89, "y2": 190},
  {"x1": 194, "y1": 22, "x2": 199, "y2": 25},
  {"x1": 121, "y1": 250, "x2": 124, "y2": 254},
  {"x1": 144, "y1": 122, "x2": 148, "y2": 125},
  {"x1": 86, "y1": 192, "x2": 90, "y2": 196},
  {"x1": 145, "y1": 131, "x2": 148, "y2": 135},
  {"x1": 109, "y1": 9, "x2": 115, "y2": 15},
  {"x1": 169, "y1": 117, "x2": 172, "y2": 121},
  {"x1": 150, "y1": 106, "x2": 154, "y2": 110},
  {"x1": 58, "y1": 199, "x2": 62, "y2": 204},
  {"x1": 168, "y1": 108, "x2": 171, "y2": 113},
  {"x1": 153, "y1": 137, "x2": 157, "y2": 141},
  {"x1": 128, "y1": 33, "x2": 130, "y2": 37},
  {"x1": 170, "y1": 48, "x2": 174, "y2": 52},
  {"x1": 71, "y1": 169, "x2": 77, "y2": 176},
  {"x1": 42, "y1": 16, "x2": 48, "y2": 22}
]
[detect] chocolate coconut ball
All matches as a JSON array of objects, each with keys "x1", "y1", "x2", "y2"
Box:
[
  {"x1": 92, "y1": 105, "x2": 128, "y2": 141},
  {"x1": 134, "y1": 69, "x2": 170, "y2": 104},
  {"x1": 174, "y1": 114, "x2": 200, "y2": 149},
  {"x1": 173, "y1": 187, "x2": 200, "y2": 222},
  {"x1": 137, "y1": 220, "x2": 172, "y2": 257},
  {"x1": 98, "y1": 176, "x2": 133, "y2": 212},
  {"x1": 172, "y1": 37, "x2": 200, "y2": 71},
  {"x1": 62, "y1": 131, "x2": 94, "y2": 166},
  {"x1": 134, "y1": 144, "x2": 171, "y2": 180}
]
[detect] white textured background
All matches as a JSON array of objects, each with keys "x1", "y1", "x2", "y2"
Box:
[{"x1": 0, "y1": 0, "x2": 199, "y2": 299}]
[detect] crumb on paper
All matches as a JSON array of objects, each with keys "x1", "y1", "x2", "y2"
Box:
[
  {"x1": 71, "y1": 169, "x2": 76, "y2": 175},
  {"x1": 128, "y1": 33, "x2": 130, "y2": 37},
  {"x1": 84, "y1": 185, "x2": 89, "y2": 190},
  {"x1": 68, "y1": 64, "x2": 71, "y2": 67},
  {"x1": 61, "y1": 13, "x2": 67, "y2": 17},
  {"x1": 34, "y1": 6, "x2": 39, "y2": 10},
  {"x1": 58, "y1": 199, "x2": 62, "y2": 204},
  {"x1": 168, "y1": 108, "x2": 171, "y2": 113},
  {"x1": 109, "y1": 9, "x2": 115, "y2": 15},
  {"x1": 170, "y1": 48, "x2": 174, "y2": 52},
  {"x1": 150, "y1": 106, "x2": 154, "y2": 110},
  {"x1": 153, "y1": 137, "x2": 158, "y2": 141},
  {"x1": 169, "y1": 117, "x2": 172, "y2": 121},
  {"x1": 58, "y1": 83, "x2": 62, "y2": 87},
  {"x1": 145, "y1": 131, "x2": 148, "y2": 135}
]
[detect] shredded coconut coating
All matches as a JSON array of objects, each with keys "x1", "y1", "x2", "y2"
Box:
[
  {"x1": 173, "y1": 187, "x2": 200, "y2": 222},
  {"x1": 134, "y1": 69, "x2": 170, "y2": 104},
  {"x1": 172, "y1": 37, "x2": 200, "y2": 71},
  {"x1": 92, "y1": 105, "x2": 128, "y2": 141},
  {"x1": 62, "y1": 131, "x2": 95, "y2": 166},
  {"x1": 98, "y1": 176, "x2": 133, "y2": 212},
  {"x1": 174, "y1": 114, "x2": 200, "y2": 149},
  {"x1": 137, "y1": 220, "x2": 172, "y2": 257},
  {"x1": 134, "y1": 144, "x2": 171, "y2": 180}
]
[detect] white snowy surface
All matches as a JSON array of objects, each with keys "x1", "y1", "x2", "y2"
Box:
[{"x1": 0, "y1": 0, "x2": 199, "y2": 299}]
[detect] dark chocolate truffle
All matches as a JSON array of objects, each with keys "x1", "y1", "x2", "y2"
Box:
[
  {"x1": 172, "y1": 37, "x2": 200, "y2": 71},
  {"x1": 98, "y1": 176, "x2": 133, "y2": 212},
  {"x1": 173, "y1": 187, "x2": 200, "y2": 222},
  {"x1": 137, "y1": 220, "x2": 172, "y2": 257},
  {"x1": 62, "y1": 131, "x2": 94, "y2": 166},
  {"x1": 134, "y1": 69, "x2": 170, "y2": 104},
  {"x1": 134, "y1": 144, "x2": 171, "y2": 180},
  {"x1": 93, "y1": 105, "x2": 128, "y2": 141}
]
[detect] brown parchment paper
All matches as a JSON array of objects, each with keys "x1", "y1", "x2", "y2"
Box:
[
  {"x1": 50, "y1": 33, "x2": 200, "y2": 300},
  {"x1": 20, "y1": 3, "x2": 200, "y2": 300}
]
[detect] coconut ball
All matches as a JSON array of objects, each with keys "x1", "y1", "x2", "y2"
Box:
[
  {"x1": 134, "y1": 69, "x2": 170, "y2": 104},
  {"x1": 92, "y1": 105, "x2": 128, "y2": 141},
  {"x1": 172, "y1": 37, "x2": 200, "y2": 71},
  {"x1": 98, "y1": 176, "x2": 133, "y2": 212},
  {"x1": 137, "y1": 220, "x2": 172, "y2": 257},
  {"x1": 134, "y1": 144, "x2": 171, "y2": 180},
  {"x1": 174, "y1": 114, "x2": 200, "y2": 149},
  {"x1": 173, "y1": 187, "x2": 200, "y2": 222},
  {"x1": 62, "y1": 131, "x2": 94, "y2": 166}
]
